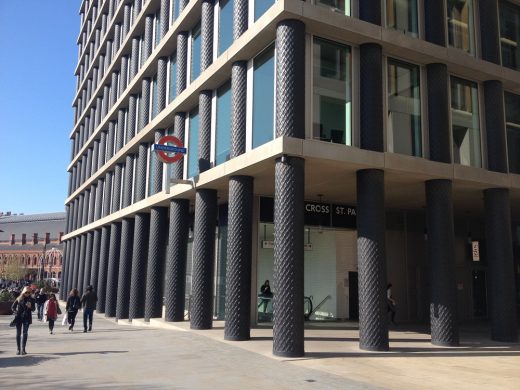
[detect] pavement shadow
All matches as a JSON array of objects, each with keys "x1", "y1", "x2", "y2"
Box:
[{"x1": 0, "y1": 355, "x2": 56, "y2": 368}]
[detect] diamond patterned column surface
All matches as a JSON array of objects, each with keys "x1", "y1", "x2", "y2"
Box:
[
  {"x1": 123, "y1": 4, "x2": 131, "y2": 37},
  {"x1": 201, "y1": 0, "x2": 214, "y2": 72},
  {"x1": 172, "y1": 113, "x2": 186, "y2": 180},
  {"x1": 179, "y1": 0, "x2": 189, "y2": 12},
  {"x1": 95, "y1": 178, "x2": 104, "y2": 220},
  {"x1": 176, "y1": 32, "x2": 188, "y2": 95},
  {"x1": 129, "y1": 213, "x2": 151, "y2": 320},
  {"x1": 82, "y1": 231, "x2": 94, "y2": 293},
  {"x1": 134, "y1": 143, "x2": 148, "y2": 201},
  {"x1": 119, "y1": 56, "x2": 129, "y2": 96},
  {"x1": 199, "y1": 91, "x2": 212, "y2": 173},
  {"x1": 484, "y1": 188, "x2": 518, "y2": 342},
  {"x1": 484, "y1": 81, "x2": 507, "y2": 173},
  {"x1": 160, "y1": 0, "x2": 170, "y2": 39},
  {"x1": 112, "y1": 163, "x2": 123, "y2": 212},
  {"x1": 90, "y1": 229, "x2": 102, "y2": 292},
  {"x1": 165, "y1": 199, "x2": 190, "y2": 321},
  {"x1": 157, "y1": 57, "x2": 168, "y2": 112},
  {"x1": 150, "y1": 130, "x2": 165, "y2": 195},
  {"x1": 72, "y1": 235, "x2": 83, "y2": 291},
  {"x1": 116, "y1": 218, "x2": 135, "y2": 320},
  {"x1": 96, "y1": 225, "x2": 111, "y2": 313},
  {"x1": 127, "y1": 95, "x2": 137, "y2": 142},
  {"x1": 357, "y1": 169, "x2": 389, "y2": 351},
  {"x1": 123, "y1": 154, "x2": 135, "y2": 208},
  {"x1": 425, "y1": 179, "x2": 459, "y2": 346},
  {"x1": 98, "y1": 130, "x2": 107, "y2": 169},
  {"x1": 360, "y1": 43, "x2": 383, "y2": 152},
  {"x1": 139, "y1": 78, "x2": 151, "y2": 131},
  {"x1": 145, "y1": 207, "x2": 169, "y2": 321},
  {"x1": 427, "y1": 63, "x2": 451, "y2": 163},
  {"x1": 107, "y1": 121, "x2": 116, "y2": 159},
  {"x1": 130, "y1": 37, "x2": 140, "y2": 79},
  {"x1": 233, "y1": 0, "x2": 248, "y2": 39},
  {"x1": 224, "y1": 176, "x2": 253, "y2": 340},
  {"x1": 103, "y1": 171, "x2": 113, "y2": 217},
  {"x1": 142, "y1": 15, "x2": 154, "y2": 64},
  {"x1": 273, "y1": 156, "x2": 305, "y2": 357},
  {"x1": 60, "y1": 241, "x2": 70, "y2": 300},
  {"x1": 88, "y1": 185, "x2": 96, "y2": 223},
  {"x1": 77, "y1": 234, "x2": 87, "y2": 295},
  {"x1": 105, "y1": 222, "x2": 122, "y2": 317},
  {"x1": 116, "y1": 109, "x2": 126, "y2": 152},
  {"x1": 191, "y1": 189, "x2": 218, "y2": 329},
  {"x1": 231, "y1": 61, "x2": 247, "y2": 157}
]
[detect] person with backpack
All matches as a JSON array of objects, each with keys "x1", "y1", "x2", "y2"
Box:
[{"x1": 65, "y1": 288, "x2": 81, "y2": 331}]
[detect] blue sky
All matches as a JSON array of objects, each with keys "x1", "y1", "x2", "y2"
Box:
[{"x1": 0, "y1": 1, "x2": 80, "y2": 215}]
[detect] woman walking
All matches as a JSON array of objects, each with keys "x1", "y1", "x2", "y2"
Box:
[
  {"x1": 43, "y1": 293, "x2": 61, "y2": 334},
  {"x1": 66, "y1": 288, "x2": 81, "y2": 331},
  {"x1": 11, "y1": 286, "x2": 35, "y2": 355}
]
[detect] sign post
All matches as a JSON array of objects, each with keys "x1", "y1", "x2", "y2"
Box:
[{"x1": 152, "y1": 135, "x2": 186, "y2": 194}]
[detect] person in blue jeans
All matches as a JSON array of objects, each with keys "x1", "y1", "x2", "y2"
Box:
[
  {"x1": 11, "y1": 286, "x2": 35, "y2": 355},
  {"x1": 80, "y1": 285, "x2": 98, "y2": 332}
]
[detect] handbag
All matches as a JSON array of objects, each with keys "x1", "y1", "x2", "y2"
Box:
[
  {"x1": 61, "y1": 313, "x2": 68, "y2": 326},
  {"x1": 57, "y1": 306, "x2": 62, "y2": 315},
  {"x1": 9, "y1": 315, "x2": 19, "y2": 328}
]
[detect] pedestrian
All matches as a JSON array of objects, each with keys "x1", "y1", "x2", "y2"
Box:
[
  {"x1": 80, "y1": 285, "x2": 98, "y2": 332},
  {"x1": 258, "y1": 280, "x2": 273, "y2": 313},
  {"x1": 387, "y1": 283, "x2": 397, "y2": 325},
  {"x1": 66, "y1": 288, "x2": 81, "y2": 331},
  {"x1": 43, "y1": 293, "x2": 61, "y2": 334},
  {"x1": 11, "y1": 286, "x2": 35, "y2": 355},
  {"x1": 35, "y1": 288, "x2": 47, "y2": 321}
]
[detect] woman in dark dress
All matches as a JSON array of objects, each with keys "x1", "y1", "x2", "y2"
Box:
[
  {"x1": 66, "y1": 288, "x2": 81, "y2": 331},
  {"x1": 11, "y1": 286, "x2": 35, "y2": 355}
]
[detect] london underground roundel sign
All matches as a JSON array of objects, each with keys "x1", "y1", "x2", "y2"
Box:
[{"x1": 153, "y1": 135, "x2": 186, "y2": 163}]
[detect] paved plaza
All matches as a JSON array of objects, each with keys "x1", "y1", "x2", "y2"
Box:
[{"x1": 1, "y1": 309, "x2": 519, "y2": 389}]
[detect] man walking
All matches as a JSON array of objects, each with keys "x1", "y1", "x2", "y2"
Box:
[
  {"x1": 80, "y1": 285, "x2": 98, "y2": 332},
  {"x1": 35, "y1": 288, "x2": 47, "y2": 321}
]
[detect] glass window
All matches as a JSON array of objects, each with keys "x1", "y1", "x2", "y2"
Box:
[
  {"x1": 215, "y1": 80, "x2": 232, "y2": 165},
  {"x1": 218, "y1": 0, "x2": 234, "y2": 55},
  {"x1": 169, "y1": 51, "x2": 177, "y2": 102},
  {"x1": 387, "y1": 59, "x2": 422, "y2": 156},
  {"x1": 148, "y1": 144, "x2": 159, "y2": 196},
  {"x1": 191, "y1": 22, "x2": 202, "y2": 82},
  {"x1": 499, "y1": 1, "x2": 520, "y2": 71},
  {"x1": 506, "y1": 92, "x2": 520, "y2": 173},
  {"x1": 386, "y1": 0, "x2": 418, "y2": 37},
  {"x1": 447, "y1": 0, "x2": 475, "y2": 55},
  {"x1": 188, "y1": 107, "x2": 200, "y2": 178},
  {"x1": 313, "y1": 37, "x2": 352, "y2": 145},
  {"x1": 155, "y1": 13, "x2": 161, "y2": 47},
  {"x1": 315, "y1": 0, "x2": 351, "y2": 16},
  {"x1": 151, "y1": 74, "x2": 159, "y2": 119},
  {"x1": 451, "y1": 76, "x2": 481, "y2": 167},
  {"x1": 171, "y1": 0, "x2": 180, "y2": 23},
  {"x1": 255, "y1": 0, "x2": 275, "y2": 21},
  {"x1": 252, "y1": 45, "x2": 275, "y2": 149}
]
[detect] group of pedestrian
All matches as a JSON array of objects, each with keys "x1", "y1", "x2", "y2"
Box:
[{"x1": 10, "y1": 285, "x2": 98, "y2": 356}]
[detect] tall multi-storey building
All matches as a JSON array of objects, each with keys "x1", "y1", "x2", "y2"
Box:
[{"x1": 63, "y1": 0, "x2": 520, "y2": 356}]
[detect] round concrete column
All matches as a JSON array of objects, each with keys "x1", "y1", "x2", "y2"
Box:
[
  {"x1": 116, "y1": 218, "x2": 135, "y2": 320},
  {"x1": 129, "y1": 213, "x2": 150, "y2": 320},
  {"x1": 427, "y1": 63, "x2": 451, "y2": 163},
  {"x1": 97, "y1": 225, "x2": 111, "y2": 313},
  {"x1": 105, "y1": 222, "x2": 122, "y2": 317}
]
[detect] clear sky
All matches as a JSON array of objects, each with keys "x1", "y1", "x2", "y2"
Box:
[{"x1": 0, "y1": 1, "x2": 80, "y2": 215}]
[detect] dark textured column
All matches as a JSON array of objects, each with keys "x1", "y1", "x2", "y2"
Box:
[
  {"x1": 77, "y1": 234, "x2": 87, "y2": 295},
  {"x1": 112, "y1": 163, "x2": 123, "y2": 212},
  {"x1": 127, "y1": 95, "x2": 137, "y2": 142},
  {"x1": 102, "y1": 85, "x2": 110, "y2": 118},
  {"x1": 151, "y1": 130, "x2": 164, "y2": 194},
  {"x1": 82, "y1": 231, "x2": 94, "y2": 292},
  {"x1": 90, "y1": 229, "x2": 101, "y2": 292},
  {"x1": 139, "y1": 78, "x2": 151, "y2": 131},
  {"x1": 86, "y1": 148, "x2": 93, "y2": 179},
  {"x1": 199, "y1": 91, "x2": 212, "y2": 173},
  {"x1": 359, "y1": 0, "x2": 381, "y2": 25},
  {"x1": 82, "y1": 191, "x2": 89, "y2": 226},
  {"x1": 103, "y1": 171, "x2": 113, "y2": 217},
  {"x1": 144, "y1": 207, "x2": 169, "y2": 321},
  {"x1": 479, "y1": 0, "x2": 500, "y2": 64},
  {"x1": 157, "y1": 57, "x2": 168, "y2": 112},
  {"x1": 231, "y1": 61, "x2": 247, "y2": 157},
  {"x1": 108, "y1": 0, "x2": 115, "y2": 21},
  {"x1": 96, "y1": 225, "x2": 111, "y2": 313},
  {"x1": 72, "y1": 166, "x2": 78, "y2": 192},
  {"x1": 88, "y1": 184, "x2": 96, "y2": 223},
  {"x1": 427, "y1": 64, "x2": 451, "y2": 163},
  {"x1": 176, "y1": 32, "x2": 188, "y2": 95},
  {"x1": 113, "y1": 24, "x2": 121, "y2": 54},
  {"x1": 116, "y1": 109, "x2": 126, "y2": 152},
  {"x1": 172, "y1": 113, "x2": 186, "y2": 180},
  {"x1": 160, "y1": 0, "x2": 170, "y2": 39},
  {"x1": 130, "y1": 37, "x2": 140, "y2": 79},
  {"x1": 98, "y1": 55, "x2": 105, "y2": 85},
  {"x1": 123, "y1": 4, "x2": 131, "y2": 37},
  {"x1": 60, "y1": 241, "x2": 70, "y2": 300},
  {"x1": 191, "y1": 189, "x2": 218, "y2": 329},
  {"x1": 122, "y1": 154, "x2": 135, "y2": 208},
  {"x1": 110, "y1": 72, "x2": 119, "y2": 108},
  {"x1": 134, "y1": 143, "x2": 148, "y2": 201},
  {"x1": 233, "y1": 0, "x2": 248, "y2": 39},
  {"x1": 425, "y1": 179, "x2": 459, "y2": 346},
  {"x1": 105, "y1": 222, "x2": 122, "y2": 317},
  {"x1": 92, "y1": 141, "x2": 99, "y2": 174},
  {"x1": 129, "y1": 213, "x2": 150, "y2": 320},
  {"x1": 484, "y1": 81, "x2": 507, "y2": 173},
  {"x1": 134, "y1": 0, "x2": 142, "y2": 22},
  {"x1": 95, "y1": 178, "x2": 104, "y2": 220},
  {"x1": 201, "y1": 0, "x2": 214, "y2": 72},
  {"x1": 165, "y1": 199, "x2": 190, "y2": 321},
  {"x1": 69, "y1": 237, "x2": 80, "y2": 294},
  {"x1": 98, "y1": 130, "x2": 107, "y2": 168},
  {"x1": 116, "y1": 218, "x2": 135, "y2": 320},
  {"x1": 107, "y1": 121, "x2": 116, "y2": 160},
  {"x1": 357, "y1": 169, "x2": 388, "y2": 351},
  {"x1": 360, "y1": 43, "x2": 383, "y2": 152},
  {"x1": 179, "y1": 0, "x2": 189, "y2": 12},
  {"x1": 224, "y1": 176, "x2": 253, "y2": 340},
  {"x1": 92, "y1": 69, "x2": 99, "y2": 97},
  {"x1": 119, "y1": 56, "x2": 129, "y2": 96},
  {"x1": 484, "y1": 188, "x2": 518, "y2": 342},
  {"x1": 142, "y1": 15, "x2": 154, "y2": 64},
  {"x1": 106, "y1": 40, "x2": 113, "y2": 67},
  {"x1": 95, "y1": 97, "x2": 102, "y2": 128},
  {"x1": 424, "y1": 0, "x2": 446, "y2": 46}
]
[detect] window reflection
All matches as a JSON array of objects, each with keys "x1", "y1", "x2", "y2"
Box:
[
  {"x1": 191, "y1": 22, "x2": 201, "y2": 82},
  {"x1": 252, "y1": 45, "x2": 275, "y2": 149},
  {"x1": 451, "y1": 77, "x2": 481, "y2": 167},
  {"x1": 218, "y1": 0, "x2": 233, "y2": 55},
  {"x1": 313, "y1": 38, "x2": 352, "y2": 145},
  {"x1": 315, "y1": 0, "x2": 351, "y2": 16},
  {"x1": 188, "y1": 107, "x2": 200, "y2": 178},
  {"x1": 386, "y1": 0, "x2": 418, "y2": 37},
  {"x1": 499, "y1": 1, "x2": 520, "y2": 71},
  {"x1": 255, "y1": 0, "x2": 275, "y2": 21},
  {"x1": 506, "y1": 92, "x2": 520, "y2": 173},
  {"x1": 216, "y1": 80, "x2": 231, "y2": 165},
  {"x1": 447, "y1": 0, "x2": 475, "y2": 55}
]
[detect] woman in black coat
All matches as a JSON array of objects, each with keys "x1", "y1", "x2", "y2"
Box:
[
  {"x1": 11, "y1": 286, "x2": 36, "y2": 355},
  {"x1": 66, "y1": 288, "x2": 81, "y2": 331}
]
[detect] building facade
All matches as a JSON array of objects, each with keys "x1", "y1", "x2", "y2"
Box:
[
  {"x1": 0, "y1": 212, "x2": 65, "y2": 282},
  {"x1": 62, "y1": 0, "x2": 520, "y2": 356}
]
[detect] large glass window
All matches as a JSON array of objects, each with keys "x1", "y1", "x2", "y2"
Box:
[
  {"x1": 387, "y1": 59, "x2": 422, "y2": 156},
  {"x1": 313, "y1": 38, "x2": 352, "y2": 145},
  {"x1": 315, "y1": 0, "x2": 351, "y2": 16},
  {"x1": 252, "y1": 45, "x2": 275, "y2": 149},
  {"x1": 506, "y1": 92, "x2": 520, "y2": 173},
  {"x1": 386, "y1": 0, "x2": 418, "y2": 37},
  {"x1": 447, "y1": 0, "x2": 475, "y2": 55},
  {"x1": 187, "y1": 107, "x2": 200, "y2": 178},
  {"x1": 499, "y1": 1, "x2": 520, "y2": 71},
  {"x1": 218, "y1": 0, "x2": 234, "y2": 55},
  {"x1": 169, "y1": 51, "x2": 177, "y2": 102},
  {"x1": 255, "y1": 0, "x2": 275, "y2": 21},
  {"x1": 215, "y1": 80, "x2": 232, "y2": 165},
  {"x1": 171, "y1": 0, "x2": 180, "y2": 24},
  {"x1": 451, "y1": 77, "x2": 481, "y2": 167},
  {"x1": 191, "y1": 22, "x2": 202, "y2": 82}
]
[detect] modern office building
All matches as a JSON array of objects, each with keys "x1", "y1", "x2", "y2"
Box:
[{"x1": 62, "y1": 0, "x2": 520, "y2": 356}]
